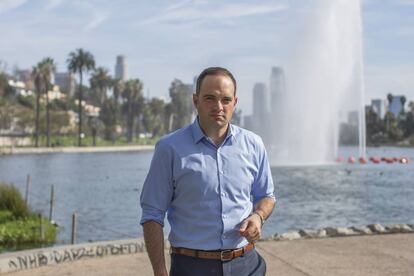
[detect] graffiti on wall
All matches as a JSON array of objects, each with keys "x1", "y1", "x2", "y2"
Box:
[{"x1": 7, "y1": 242, "x2": 145, "y2": 272}]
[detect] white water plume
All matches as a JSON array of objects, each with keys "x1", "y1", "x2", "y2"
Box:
[{"x1": 264, "y1": 0, "x2": 366, "y2": 166}]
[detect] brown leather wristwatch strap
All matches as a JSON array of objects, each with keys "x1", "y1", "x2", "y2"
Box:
[{"x1": 170, "y1": 243, "x2": 254, "y2": 261}]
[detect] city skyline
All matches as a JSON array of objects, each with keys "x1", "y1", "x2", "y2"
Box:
[{"x1": 0, "y1": 0, "x2": 413, "y2": 115}]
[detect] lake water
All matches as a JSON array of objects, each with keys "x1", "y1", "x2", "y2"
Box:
[{"x1": 0, "y1": 146, "x2": 413, "y2": 245}]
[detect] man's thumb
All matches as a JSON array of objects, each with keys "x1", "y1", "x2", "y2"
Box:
[{"x1": 239, "y1": 220, "x2": 248, "y2": 233}]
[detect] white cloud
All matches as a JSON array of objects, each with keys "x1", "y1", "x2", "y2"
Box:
[
  {"x1": 141, "y1": 3, "x2": 288, "y2": 25},
  {"x1": 84, "y1": 12, "x2": 109, "y2": 31},
  {"x1": 0, "y1": 0, "x2": 27, "y2": 14}
]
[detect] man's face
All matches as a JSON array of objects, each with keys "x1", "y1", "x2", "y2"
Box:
[{"x1": 193, "y1": 74, "x2": 238, "y2": 131}]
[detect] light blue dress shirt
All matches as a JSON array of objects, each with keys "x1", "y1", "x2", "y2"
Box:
[{"x1": 140, "y1": 119, "x2": 275, "y2": 250}]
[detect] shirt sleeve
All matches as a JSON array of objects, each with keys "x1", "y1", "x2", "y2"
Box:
[
  {"x1": 140, "y1": 140, "x2": 174, "y2": 226},
  {"x1": 251, "y1": 138, "x2": 276, "y2": 205}
]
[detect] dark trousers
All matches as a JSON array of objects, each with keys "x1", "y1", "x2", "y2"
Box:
[{"x1": 170, "y1": 248, "x2": 266, "y2": 276}]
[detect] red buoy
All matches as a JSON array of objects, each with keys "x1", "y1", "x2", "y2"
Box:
[
  {"x1": 359, "y1": 157, "x2": 368, "y2": 164},
  {"x1": 336, "y1": 156, "x2": 344, "y2": 163}
]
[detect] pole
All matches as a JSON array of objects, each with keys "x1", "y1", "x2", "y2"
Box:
[
  {"x1": 71, "y1": 213, "x2": 77, "y2": 245},
  {"x1": 25, "y1": 174, "x2": 31, "y2": 204},
  {"x1": 49, "y1": 185, "x2": 54, "y2": 222},
  {"x1": 39, "y1": 213, "x2": 44, "y2": 241}
]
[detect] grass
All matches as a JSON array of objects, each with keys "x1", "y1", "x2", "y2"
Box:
[
  {"x1": 0, "y1": 183, "x2": 58, "y2": 252},
  {"x1": 26, "y1": 134, "x2": 158, "y2": 147}
]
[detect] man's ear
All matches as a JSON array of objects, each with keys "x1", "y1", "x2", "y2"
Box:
[{"x1": 193, "y1": 93, "x2": 198, "y2": 107}]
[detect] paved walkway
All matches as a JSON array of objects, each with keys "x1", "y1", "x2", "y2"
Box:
[{"x1": 8, "y1": 234, "x2": 414, "y2": 276}]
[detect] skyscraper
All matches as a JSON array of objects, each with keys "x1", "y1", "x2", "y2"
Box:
[
  {"x1": 54, "y1": 72, "x2": 76, "y2": 96},
  {"x1": 269, "y1": 66, "x2": 286, "y2": 110},
  {"x1": 115, "y1": 55, "x2": 127, "y2": 81}
]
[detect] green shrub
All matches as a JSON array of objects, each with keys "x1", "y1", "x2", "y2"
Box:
[
  {"x1": 0, "y1": 215, "x2": 57, "y2": 248},
  {"x1": 0, "y1": 183, "x2": 30, "y2": 218},
  {"x1": 0, "y1": 211, "x2": 13, "y2": 224}
]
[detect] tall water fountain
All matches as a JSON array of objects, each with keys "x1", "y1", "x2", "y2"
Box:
[{"x1": 265, "y1": 0, "x2": 366, "y2": 166}]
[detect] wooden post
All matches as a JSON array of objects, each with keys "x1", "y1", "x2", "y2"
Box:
[
  {"x1": 39, "y1": 213, "x2": 44, "y2": 241},
  {"x1": 25, "y1": 174, "x2": 31, "y2": 204},
  {"x1": 49, "y1": 185, "x2": 54, "y2": 222},
  {"x1": 71, "y1": 213, "x2": 77, "y2": 245}
]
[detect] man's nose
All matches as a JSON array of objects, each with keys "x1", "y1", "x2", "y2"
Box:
[{"x1": 213, "y1": 100, "x2": 223, "y2": 111}]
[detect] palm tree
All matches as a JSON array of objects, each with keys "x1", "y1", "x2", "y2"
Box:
[
  {"x1": 67, "y1": 48, "x2": 95, "y2": 146},
  {"x1": 39, "y1": 58, "x2": 56, "y2": 147},
  {"x1": 400, "y1": 96, "x2": 406, "y2": 114},
  {"x1": 90, "y1": 67, "x2": 112, "y2": 106},
  {"x1": 31, "y1": 66, "x2": 45, "y2": 147},
  {"x1": 122, "y1": 79, "x2": 144, "y2": 142}
]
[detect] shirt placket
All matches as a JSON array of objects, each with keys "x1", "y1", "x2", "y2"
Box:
[{"x1": 217, "y1": 145, "x2": 230, "y2": 248}]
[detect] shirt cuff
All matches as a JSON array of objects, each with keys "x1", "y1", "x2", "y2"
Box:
[{"x1": 140, "y1": 206, "x2": 166, "y2": 227}]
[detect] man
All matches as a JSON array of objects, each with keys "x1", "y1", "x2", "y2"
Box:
[{"x1": 140, "y1": 67, "x2": 275, "y2": 276}]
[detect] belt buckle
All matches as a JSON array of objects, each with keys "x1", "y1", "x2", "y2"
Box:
[{"x1": 220, "y1": 250, "x2": 233, "y2": 261}]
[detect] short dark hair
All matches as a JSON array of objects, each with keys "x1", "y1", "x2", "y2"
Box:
[{"x1": 195, "y1": 67, "x2": 237, "y2": 95}]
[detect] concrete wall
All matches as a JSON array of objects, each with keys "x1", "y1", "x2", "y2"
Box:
[{"x1": 0, "y1": 239, "x2": 146, "y2": 274}]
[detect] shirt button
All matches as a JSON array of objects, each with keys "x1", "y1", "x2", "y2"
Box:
[
  {"x1": 221, "y1": 192, "x2": 226, "y2": 197},
  {"x1": 220, "y1": 171, "x2": 224, "y2": 174}
]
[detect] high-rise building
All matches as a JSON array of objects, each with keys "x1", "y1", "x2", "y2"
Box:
[
  {"x1": 371, "y1": 99, "x2": 385, "y2": 118},
  {"x1": 269, "y1": 66, "x2": 286, "y2": 109},
  {"x1": 388, "y1": 95, "x2": 404, "y2": 117},
  {"x1": 252, "y1": 83, "x2": 267, "y2": 121},
  {"x1": 115, "y1": 55, "x2": 127, "y2": 81},
  {"x1": 54, "y1": 72, "x2": 76, "y2": 96}
]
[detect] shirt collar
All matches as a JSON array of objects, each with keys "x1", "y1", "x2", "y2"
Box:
[{"x1": 191, "y1": 118, "x2": 235, "y2": 144}]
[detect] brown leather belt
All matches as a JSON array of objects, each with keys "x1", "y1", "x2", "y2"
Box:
[{"x1": 170, "y1": 243, "x2": 254, "y2": 261}]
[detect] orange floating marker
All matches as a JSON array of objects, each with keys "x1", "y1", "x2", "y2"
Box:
[
  {"x1": 371, "y1": 157, "x2": 381, "y2": 164},
  {"x1": 336, "y1": 156, "x2": 343, "y2": 163},
  {"x1": 385, "y1": 157, "x2": 394, "y2": 164},
  {"x1": 359, "y1": 157, "x2": 368, "y2": 164},
  {"x1": 348, "y1": 156, "x2": 356, "y2": 164}
]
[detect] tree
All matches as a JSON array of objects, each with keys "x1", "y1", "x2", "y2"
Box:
[
  {"x1": 38, "y1": 58, "x2": 56, "y2": 147},
  {"x1": 168, "y1": 79, "x2": 193, "y2": 130},
  {"x1": 100, "y1": 98, "x2": 118, "y2": 141},
  {"x1": 387, "y1": 93, "x2": 393, "y2": 107},
  {"x1": 122, "y1": 79, "x2": 144, "y2": 142},
  {"x1": 31, "y1": 65, "x2": 46, "y2": 147},
  {"x1": 142, "y1": 98, "x2": 166, "y2": 137},
  {"x1": 67, "y1": 48, "x2": 95, "y2": 146},
  {"x1": 0, "y1": 72, "x2": 8, "y2": 97},
  {"x1": 90, "y1": 67, "x2": 112, "y2": 107},
  {"x1": 400, "y1": 96, "x2": 406, "y2": 114}
]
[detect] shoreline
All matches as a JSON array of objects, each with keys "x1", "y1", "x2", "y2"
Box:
[{"x1": 0, "y1": 145, "x2": 155, "y2": 155}]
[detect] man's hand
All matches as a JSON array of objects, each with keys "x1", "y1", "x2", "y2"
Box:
[
  {"x1": 143, "y1": 221, "x2": 168, "y2": 276},
  {"x1": 239, "y1": 213, "x2": 262, "y2": 243}
]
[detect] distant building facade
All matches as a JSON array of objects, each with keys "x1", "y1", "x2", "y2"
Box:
[
  {"x1": 269, "y1": 66, "x2": 286, "y2": 110},
  {"x1": 347, "y1": 110, "x2": 359, "y2": 126},
  {"x1": 253, "y1": 83, "x2": 267, "y2": 120},
  {"x1": 54, "y1": 72, "x2": 76, "y2": 96},
  {"x1": 371, "y1": 99, "x2": 385, "y2": 118},
  {"x1": 388, "y1": 95, "x2": 404, "y2": 117},
  {"x1": 115, "y1": 55, "x2": 127, "y2": 81}
]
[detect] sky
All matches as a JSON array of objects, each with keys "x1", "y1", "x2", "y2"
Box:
[{"x1": 0, "y1": 0, "x2": 413, "y2": 115}]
